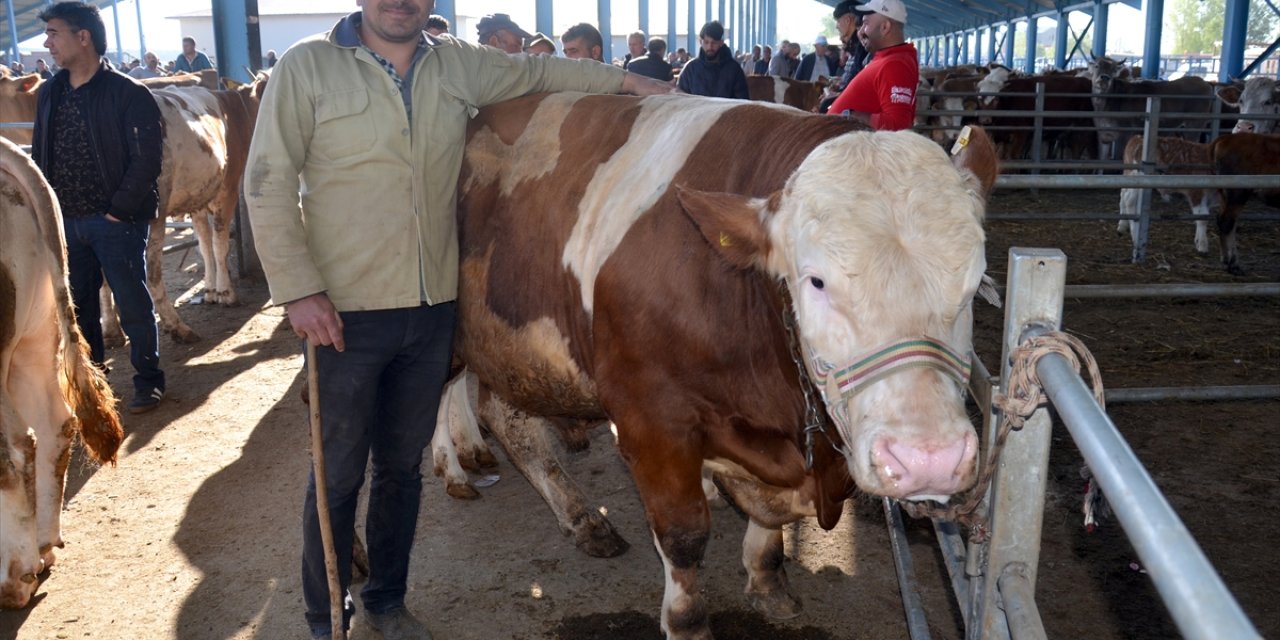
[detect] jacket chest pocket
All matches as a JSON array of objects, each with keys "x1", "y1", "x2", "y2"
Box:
[
  {"x1": 312, "y1": 88, "x2": 377, "y2": 161},
  {"x1": 425, "y1": 88, "x2": 473, "y2": 147}
]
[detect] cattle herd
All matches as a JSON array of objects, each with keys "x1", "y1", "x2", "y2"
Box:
[{"x1": 0, "y1": 56, "x2": 1277, "y2": 639}]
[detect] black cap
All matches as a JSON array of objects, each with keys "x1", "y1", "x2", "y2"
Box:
[
  {"x1": 833, "y1": 0, "x2": 865, "y2": 19},
  {"x1": 477, "y1": 13, "x2": 532, "y2": 41}
]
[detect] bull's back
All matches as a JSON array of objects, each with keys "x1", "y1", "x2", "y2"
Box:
[{"x1": 457, "y1": 93, "x2": 859, "y2": 416}]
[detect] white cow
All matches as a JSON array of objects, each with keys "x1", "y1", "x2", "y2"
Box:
[{"x1": 0, "y1": 138, "x2": 124, "y2": 609}]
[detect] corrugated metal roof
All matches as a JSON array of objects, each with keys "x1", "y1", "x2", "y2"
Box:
[
  {"x1": 815, "y1": 0, "x2": 1142, "y2": 39},
  {"x1": 2, "y1": 0, "x2": 128, "y2": 54}
]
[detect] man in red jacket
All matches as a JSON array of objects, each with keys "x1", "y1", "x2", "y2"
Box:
[{"x1": 827, "y1": 0, "x2": 918, "y2": 130}]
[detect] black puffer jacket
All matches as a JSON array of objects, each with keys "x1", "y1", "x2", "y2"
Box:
[
  {"x1": 32, "y1": 60, "x2": 163, "y2": 223},
  {"x1": 677, "y1": 45, "x2": 749, "y2": 99}
]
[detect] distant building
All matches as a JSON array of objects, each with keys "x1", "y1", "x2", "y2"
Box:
[{"x1": 167, "y1": 0, "x2": 350, "y2": 65}]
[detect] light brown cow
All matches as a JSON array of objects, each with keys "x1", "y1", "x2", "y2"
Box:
[
  {"x1": 454, "y1": 93, "x2": 996, "y2": 638},
  {"x1": 0, "y1": 137, "x2": 124, "y2": 609},
  {"x1": 1119, "y1": 135, "x2": 1219, "y2": 256},
  {"x1": 0, "y1": 70, "x2": 39, "y2": 144},
  {"x1": 746, "y1": 75, "x2": 826, "y2": 111}
]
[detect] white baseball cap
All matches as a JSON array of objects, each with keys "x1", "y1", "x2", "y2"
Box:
[{"x1": 859, "y1": 0, "x2": 908, "y2": 24}]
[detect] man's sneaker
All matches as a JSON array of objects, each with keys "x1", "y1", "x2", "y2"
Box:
[
  {"x1": 364, "y1": 607, "x2": 432, "y2": 640},
  {"x1": 128, "y1": 388, "x2": 164, "y2": 414}
]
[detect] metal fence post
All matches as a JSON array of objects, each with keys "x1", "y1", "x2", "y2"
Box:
[
  {"x1": 971, "y1": 248, "x2": 1065, "y2": 640},
  {"x1": 1132, "y1": 96, "x2": 1162, "y2": 263}
]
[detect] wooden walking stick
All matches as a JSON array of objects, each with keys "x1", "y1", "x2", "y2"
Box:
[{"x1": 307, "y1": 341, "x2": 346, "y2": 640}]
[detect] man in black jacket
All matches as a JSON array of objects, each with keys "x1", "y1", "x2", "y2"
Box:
[
  {"x1": 33, "y1": 1, "x2": 166, "y2": 414},
  {"x1": 677, "y1": 21, "x2": 749, "y2": 99},
  {"x1": 626, "y1": 37, "x2": 674, "y2": 82}
]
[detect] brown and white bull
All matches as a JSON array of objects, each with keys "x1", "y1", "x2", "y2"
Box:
[
  {"x1": 1118, "y1": 135, "x2": 1219, "y2": 255},
  {"x1": 0, "y1": 138, "x2": 124, "y2": 609},
  {"x1": 1210, "y1": 132, "x2": 1280, "y2": 274},
  {"x1": 453, "y1": 93, "x2": 996, "y2": 638},
  {"x1": 1215, "y1": 76, "x2": 1279, "y2": 134}
]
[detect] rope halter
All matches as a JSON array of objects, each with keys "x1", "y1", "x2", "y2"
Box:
[{"x1": 808, "y1": 337, "x2": 973, "y2": 429}]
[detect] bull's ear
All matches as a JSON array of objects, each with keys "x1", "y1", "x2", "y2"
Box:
[
  {"x1": 20, "y1": 73, "x2": 41, "y2": 93},
  {"x1": 1215, "y1": 83, "x2": 1241, "y2": 107},
  {"x1": 949, "y1": 125, "x2": 998, "y2": 202},
  {"x1": 676, "y1": 186, "x2": 771, "y2": 270}
]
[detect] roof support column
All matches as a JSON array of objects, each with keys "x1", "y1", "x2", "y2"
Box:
[
  {"x1": 1092, "y1": 0, "x2": 1108, "y2": 60},
  {"x1": 987, "y1": 27, "x2": 996, "y2": 64},
  {"x1": 719, "y1": 0, "x2": 726, "y2": 23},
  {"x1": 766, "y1": 0, "x2": 776, "y2": 51},
  {"x1": 110, "y1": 0, "x2": 123, "y2": 65},
  {"x1": 1055, "y1": 11, "x2": 1069, "y2": 69},
  {"x1": 639, "y1": 0, "x2": 649, "y2": 36},
  {"x1": 1003, "y1": 22, "x2": 1016, "y2": 68},
  {"x1": 1024, "y1": 17, "x2": 1038, "y2": 74},
  {"x1": 210, "y1": 0, "x2": 261, "y2": 84},
  {"x1": 736, "y1": 0, "x2": 744, "y2": 51},
  {"x1": 535, "y1": 0, "x2": 550, "y2": 38},
  {"x1": 7, "y1": 0, "x2": 22, "y2": 65},
  {"x1": 599, "y1": 0, "x2": 613, "y2": 62},
  {"x1": 688, "y1": 0, "x2": 697, "y2": 60},
  {"x1": 135, "y1": 0, "x2": 146, "y2": 61},
  {"x1": 1141, "y1": 0, "x2": 1163, "y2": 79},
  {"x1": 436, "y1": 0, "x2": 456, "y2": 34},
  {"x1": 1220, "y1": 0, "x2": 1248, "y2": 80},
  {"x1": 667, "y1": 0, "x2": 676, "y2": 56},
  {"x1": 705, "y1": 0, "x2": 712, "y2": 26}
]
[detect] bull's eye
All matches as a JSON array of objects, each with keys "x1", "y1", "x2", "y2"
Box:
[{"x1": 811, "y1": 277, "x2": 825, "y2": 291}]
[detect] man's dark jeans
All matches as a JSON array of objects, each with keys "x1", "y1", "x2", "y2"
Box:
[
  {"x1": 302, "y1": 302, "x2": 456, "y2": 637},
  {"x1": 63, "y1": 214, "x2": 164, "y2": 395}
]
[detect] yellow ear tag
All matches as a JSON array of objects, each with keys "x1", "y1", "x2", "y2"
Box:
[
  {"x1": 950, "y1": 125, "x2": 972, "y2": 156},
  {"x1": 719, "y1": 231, "x2": 733, "y2": 247}
]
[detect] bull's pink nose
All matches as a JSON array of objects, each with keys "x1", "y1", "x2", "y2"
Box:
[
  {"x1": 1234, "y1": 122, "x2": 1255, "y2": 133},
  {"x1": 873, "y1": 433, "x2": 976, "y2": 499}
]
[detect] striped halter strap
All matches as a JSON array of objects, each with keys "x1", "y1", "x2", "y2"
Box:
[{"x1": 810, "y1": 337, "x2": 972, "y2": 411}]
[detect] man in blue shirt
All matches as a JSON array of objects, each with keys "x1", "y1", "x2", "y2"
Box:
[{"x1": 173, "y1": 36, "x2": 213, "y2": 73}]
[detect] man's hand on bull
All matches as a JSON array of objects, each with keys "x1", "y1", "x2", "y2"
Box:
[
  {"x1": 285, "y1": 291, "x2": 345, "y2": 352},
  {"x1": 622, "y1": 72, "x2": 680, "y2": 96}
]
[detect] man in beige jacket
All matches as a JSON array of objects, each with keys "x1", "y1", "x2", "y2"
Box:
[{"x1": 244, "y1": 2, "x2": 672, "y2": 638}]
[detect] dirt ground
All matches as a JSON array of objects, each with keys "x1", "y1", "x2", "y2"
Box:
[{"x1": 1, "y1": 189, "x2": 1276, "y2": 640}]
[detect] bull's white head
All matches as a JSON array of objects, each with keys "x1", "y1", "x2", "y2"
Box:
[
  {"x1": 1088, "y1": 56, "x2": 1123, "y2": 109},
  {"x1": 1218, "y1": 77, "x2": 1278, "y2": 134},
  {"x1": 678, "y1": 128, "x2": 997, "y2": 502}
]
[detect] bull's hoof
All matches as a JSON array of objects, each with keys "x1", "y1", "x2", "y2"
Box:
[
  {"x1": 446, "y1": 482, "x2": 481, "y2": 500},
  {"x1": 169, "y1": 326, "x2": 202, "y2": 344},
  {"x1": 475, "y1": 448, "x2": 499, "y2": 470},
  {"x1": 1226, "y1": 262, "x2": 1246, "y2": 276},
  {"x1": 747, "y1": 588, "x2": 803, "y2": 620},
  {"x1": 210, "y1": 290, "x2": 240, "y2": 307},
  {"x1": 103, "y1": 333, "x2": 126, "y2": 348},
  {"x1": 572, "y1": 511, "x2": 630, "y2": 558}
]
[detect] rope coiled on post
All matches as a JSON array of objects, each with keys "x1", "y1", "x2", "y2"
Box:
[{"x1": 900, "y1": 331, "x2": 1106, "y2": 539}]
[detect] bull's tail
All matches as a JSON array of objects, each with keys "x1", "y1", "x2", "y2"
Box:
[{"x1": 61, "y1": 320, "x2": 124, "y2": 465}]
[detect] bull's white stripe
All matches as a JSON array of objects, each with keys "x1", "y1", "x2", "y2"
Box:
[
  {"x1": 563, "y1": 95, "x2": 791, "y2": 314},
  {"x1": 773, "y1": 77, "x2": 787, "y2": 105}
]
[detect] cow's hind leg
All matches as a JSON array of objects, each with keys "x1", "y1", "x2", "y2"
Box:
[
  {"x1": 710, "y1": 473, "x2": 803, "y2": 619},
  {"x1": 477, "y1": 391, "x2": 628, "y2": 557},
  {"x1": 431, "y1": 374, "x2": 480, "y2": 500},
  {"x1": 1216, "y1": 197, "x2": 1245, "y2": 274},
  {"x1": 99, "y1": 283, "x2": 124, "y2": 348},
  {"x1": 0, "y1": 417, "x2": 40, "y2": 609},
  {"x1": 146, "y1": 218, "x2": 200, "y2": 343},
  {"x1": 1191, "y1": 193, "x2": 1212, "y2": 255}
]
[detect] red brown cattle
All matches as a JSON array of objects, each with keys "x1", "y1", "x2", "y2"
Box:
[
  {"x1": 455, "y1": 93, "x2": 996, "y2": 638},
  {"x1": 977, "y1": 68, "x2": 1096, "y2": 160},
  {"x1": 1210, "y1": 132, "x2": 1280, "y2": 274},
  {"x1": 746, "y1": 75, "x2": 826, "y2": 111},
  {"x1": 1119, "y1": 136, "x2": 1219, "y2": 255},
  {"x1": 0, "y1": 138, "x2": 124, "y2": 609},
  {"x1": 1088, "y1": 57, "x2": 1215, "y2": 157}
]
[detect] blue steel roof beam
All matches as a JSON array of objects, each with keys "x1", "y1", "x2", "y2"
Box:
[
  {"x1": 1238, "y1": 37, "x2": 1278, "y2": 79},
  {"x1": 907, "y1": 0, "x2": 1014, "y2": 36}
]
